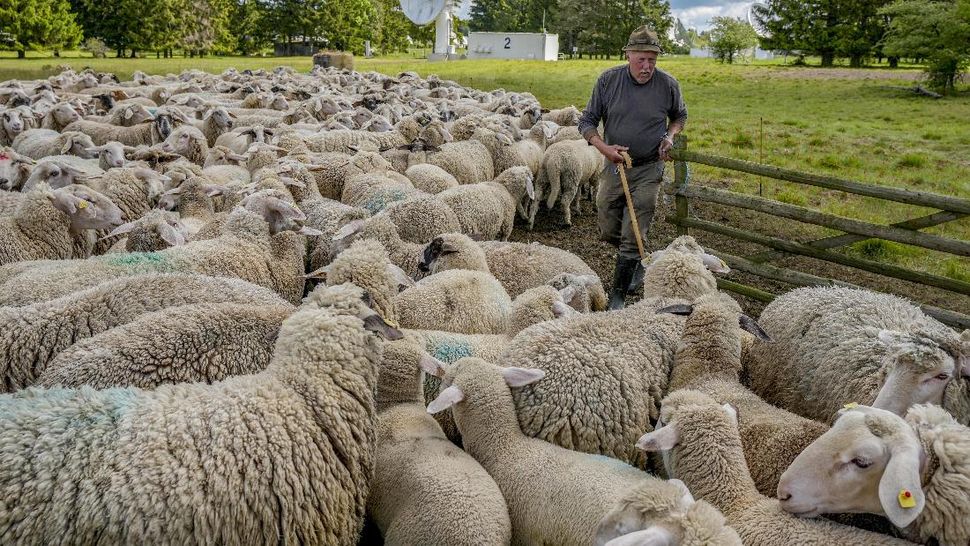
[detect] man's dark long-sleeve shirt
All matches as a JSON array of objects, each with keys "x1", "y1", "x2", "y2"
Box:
[{"x1": 577, "y1": 65, "x2": 688, "y2": 162}]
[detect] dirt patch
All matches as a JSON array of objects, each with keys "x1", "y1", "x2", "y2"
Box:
[
  {"x1": 769, "y1": 67, "x2": 923, "y2": 81},
  {"x1": 510, "y1": 172, "x2": 969, "y2": 320}
]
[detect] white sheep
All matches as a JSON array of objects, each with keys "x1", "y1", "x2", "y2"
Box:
[
  {"x1": 368, "y1": 340, "x2": 513, "y2": 545},
  {"x1": 636, "y1": 390, "x2": 915, "y2": 545},
  {"x1": 426, "y1": 357, "x2": 740, "y2": 546},
  {"x1": 529, "y1": 138, "x2": 602, "y2": 228},
  {"x1": 0, "y1": 282, "x2": 395, "y2": 545},
  {"x1": 0, "y1": 184, "x2": 123, "y2": 264},
  {"x1": 659, "y1": 292, "x2": 830, "y2": 496},
  {"x1": 0, "y1": 147, "x2": 35, "y2": 191},
  {"x1": 436, "y1": 166, "x2": 534, "y2": 241},
  {"x1": 746, "y1": 286, "x2": 969, "y2": 425},
  {"x1": 394, "y1": 269, "x2": 513, "y2": 334},
  {"x1": 0, "y1": 273, "x2": 286, "y2": 392},
  {"x1": 778, "y1": 403, "x2": 970, "y2": 545},
  {"x1": 404, "y1": 162, "x2": 459, "y2": 194}
]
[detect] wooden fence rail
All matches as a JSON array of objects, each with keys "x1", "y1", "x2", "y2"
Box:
[{"x1": 666, "y1": 136, "x2": 970, "y2": 330}]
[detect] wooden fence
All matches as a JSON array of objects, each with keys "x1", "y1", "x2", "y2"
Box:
[{"x1": 666, "y1": 136, "x2": 970, "y2": 329}]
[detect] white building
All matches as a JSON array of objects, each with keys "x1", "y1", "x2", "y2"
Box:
[{"x1": 466, "y1": 32, "x2": 559, "y2": 61}]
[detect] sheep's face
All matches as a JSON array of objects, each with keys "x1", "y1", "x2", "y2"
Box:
[
  {"x1": 777, "y1": 405, "x2": 925, "y2": 529},
  {"x1": 52, "y1": 103, "x2": 80, "y2": 125},
  {"x1": 0, "y1": 150, "x2": 33, "y2": 190},
  {"x1": 37, "y1": 162, "x2": 84, "y2": 189},
  {"x1": 49, "y1": 185, "x2": 124, "y2": 231},
  {"x1": 209, "y1": 108, "x2": 233, "y2": 130},
  {"x1": 2, "y1": 110, "x2": 25, "y2": 134},
  {"x1": 97, "y1": 143, "x2": 129, "y2": 168},
  {"x1": 155, "y1": 115, "x2": 174, "y2": 140},
  {"x1": 872, "y1": 331, "x2": 956, "y2": 416}
]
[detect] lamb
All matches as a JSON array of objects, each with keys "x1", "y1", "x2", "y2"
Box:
[
  {"x1": 635, "y1": 390, "x2": 914, "y2": 545},
  {"x1": 37, "y1": 301, "x2": 295, "y2": 389},
  {"x1": 21, "y1": 156, "x2": 104, "y2": 191},
  {"x1": 0, "y1": 282, "x2": 395, "y2": 545},
  {"x1": 0, "y1": 184, "x2": 123, "y2": 265},
  {"x1": 419, "y1": 232, "x2": 607, "y2": 309},
  {"x1": 436, "y1": 166, "x2": 535, "y2": 241},
  {"x1": 393, "y1": 269, "x2": 513, "y2": 334},
  {"x1": 0, "y1": 205, "x2": 307, "y2": 306},
  {"x1": 214, "y1": 124, "x2": 273, "y2": 154},
  {"x1": 425, "y1": 357, "x2": 740, "y2": 546},
  {"x1": 745, "y1": 286, "x2": 970, "y2": 425},
  {"x1": 0, "y1": 106, "x2": 32, "y2": 146},
  {"x1": 367, "y1": 340, "x2": 513, "y2": 545},
  {"x1": 0, "y1": 273, "x2": 287, "y2": 392},
  {"x1": 405, "y1": 162, "x2": 459, "y2": 194},
  {"x1": 778, "y1": 403, "x2": 970, "y2": 546},
  {"x1": 658, "y1": 292, "x2": 830, "y2": 496},
  {"x1": 86, "y1": 141, "x2": 137, "y2": 169},
  {"x1": 318, "y1": 239, "x2": 408, "y2": 323},
  {"x1": 529, "y1": 138, "x2": 602, "y2": 228},
  {"x1": 193, "y1": 105, "x2": 234, "y2": 146}
]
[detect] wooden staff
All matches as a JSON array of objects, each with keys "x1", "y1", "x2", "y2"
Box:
[{"x1": 617, "y1": 151, "x2": 646, "y2": 260}]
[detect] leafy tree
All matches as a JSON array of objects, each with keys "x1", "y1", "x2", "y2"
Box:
[
  {"x1": 230, "y1": 0, "x2": 271, "y2": 55},
  {"x1": 879, "y1": 0, "x2": 970, "y2": 93},
  {"x1": 708, "y1": 16, "x2": 758, "y2": 63},
  {"x1": 557, "y1": 0, "x2": 672, "y2": 57},
  {"x1": 372, "y1": 0, "x2": 412, "y2": 53},
  {"x1": 320, "y1": 0, "x2": 376, "y2": 53},
  {"x1": 0, "y1": 0, "x2": 82, "y2": 58}
]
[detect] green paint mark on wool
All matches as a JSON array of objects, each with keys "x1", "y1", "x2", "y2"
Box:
[
  {"x1": 104, "y1": 251, "x2": 173, "y2": 269},
  {"x1": 431, "y1": 338, "x2": 472, "y2": 364},
  {"x1": 362, "y1": 188, "x2": 408, "y2": 214}
]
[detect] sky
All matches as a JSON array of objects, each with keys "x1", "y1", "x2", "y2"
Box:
[{"x1": 452, "y1": 0, "x2": 755, "y2": 32}]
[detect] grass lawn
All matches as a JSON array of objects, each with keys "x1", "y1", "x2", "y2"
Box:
[{"x1": 2, "y1": 51, "x2": 968, "y2": 280}]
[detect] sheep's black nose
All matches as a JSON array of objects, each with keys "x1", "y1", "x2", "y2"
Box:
[{"x1": 777, "y1": 491, "x2": 792, "y2": 502}]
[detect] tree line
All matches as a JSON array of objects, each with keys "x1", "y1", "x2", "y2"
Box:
[{"x1": 0, "y1": 0, "x2": 434, "y2": 58}]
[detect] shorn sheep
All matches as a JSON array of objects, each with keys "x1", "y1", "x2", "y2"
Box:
[
  {"x1": 778, "y1": 403, "x2": 970, "y2": 546},
  {"x1": 0, "y1": 282, "x2": 399, "y2": 545}
]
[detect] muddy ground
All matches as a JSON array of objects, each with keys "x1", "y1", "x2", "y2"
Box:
[{"x1": 510, "y1": 172, "x2": 970, "y2": 320}]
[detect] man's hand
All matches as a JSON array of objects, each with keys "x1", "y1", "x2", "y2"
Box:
[
  {"x1": 596, "y1": 142, "x2": 629, "y2": 164},
  {"x1": 659, "y1": 134, "x2": 675, "y2": 161}
]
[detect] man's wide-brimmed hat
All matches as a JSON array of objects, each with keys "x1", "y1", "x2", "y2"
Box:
[{"x1": 622, "y1": 26, "x2": 663, "y2": 53}]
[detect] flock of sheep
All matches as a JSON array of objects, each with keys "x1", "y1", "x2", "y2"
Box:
[{"x1": 0, "y1": 65, "x2": 967, "y2": 546}]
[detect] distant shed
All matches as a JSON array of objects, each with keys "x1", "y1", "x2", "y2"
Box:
[{"x1": 467, "y1": 32, "x2": 559, "y2": 61}]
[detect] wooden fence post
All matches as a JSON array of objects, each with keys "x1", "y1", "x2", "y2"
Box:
[{"x1": 672, "y1": 134, "x2": 690, "y2": 236}]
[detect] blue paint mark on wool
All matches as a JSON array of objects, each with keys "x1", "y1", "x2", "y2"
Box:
[
  {"x1": 431, "y1": 338, "x2": 472, "y2": 363},
  {"x1": 362, "y1": 188, "x2": 408, "y2": 214}
]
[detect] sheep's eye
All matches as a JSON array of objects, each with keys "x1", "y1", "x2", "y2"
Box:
[
  {"x1": 934, "y1": 373, "x2": 950, "y2": 381},
  {"x1": 852, "y1": 457, "x2": 872, "y2": 469}
]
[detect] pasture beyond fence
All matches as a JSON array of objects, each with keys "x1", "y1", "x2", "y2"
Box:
[{"x1": 667, "y1": 136, "x2": 970, "y2": 329}]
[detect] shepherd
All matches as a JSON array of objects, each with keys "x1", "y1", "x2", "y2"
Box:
[{"x1": 577, "y1": 25, "x2": 689, "y2": 310}]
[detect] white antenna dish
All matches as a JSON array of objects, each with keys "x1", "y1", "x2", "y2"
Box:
[
  {"x1": 746, "y1": 2, "x2": 771, "y2": 37},
  {"x1": 400, "y1": 0, "x2": 446, "y2": 26}
]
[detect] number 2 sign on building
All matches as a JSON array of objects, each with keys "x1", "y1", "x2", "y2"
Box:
[{"x1": 504, "y1": 37, "x2": 511, "y2": 49}]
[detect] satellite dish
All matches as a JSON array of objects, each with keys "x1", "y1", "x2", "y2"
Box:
[
  {"x1": 746, "y1": 2, "x2": 771, "y2": 37},
  {"x1": 400, "y1": 0, "x2": 446, "y2": 26}
]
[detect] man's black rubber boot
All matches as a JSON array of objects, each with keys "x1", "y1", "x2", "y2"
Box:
[
  {"x1": 628, "y1": 260, "x2": 645, "y2": 293},
  {"x1": 608, "y1": 255, "x2": 639, "y2": 310}
]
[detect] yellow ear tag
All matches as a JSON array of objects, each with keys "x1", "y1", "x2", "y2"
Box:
[
  {"x1": 77, "y1": 200, "x2": 88, "y2": 209},
  {"x1": 898, "y1": 489, "x2": 916, "y2": 508},
  {"x1": 843, "y1": 402, "x2": 858, "y2": 409}
]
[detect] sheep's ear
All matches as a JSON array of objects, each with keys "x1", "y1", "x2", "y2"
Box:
[
  {"x1": 387, "y1": 263, "x2": 415, "y2": 291},
  {"x1": 667, "y1": 478, "x2": 695, "y2": 507},
  {"x1": 84, "y1": 146, "x2": 103, "y2": 155},
  {"x1": 501, "y1": 367, "x2": 545, "y2": 387},
  {"x1": 603, "y1": 527, "x2": 675, "y2": 546},
  {"x1": 878, "y1": 436, "x2": 926, "y2": 529},
  {"x1": 722, "y1": 403, "x2": 739, "y2": 426},
  {"x1": 657, "y1": 304, "x2": 693, "y2": 316},
  {"x1": 427, "y1": 385, "x2": 464, "y2": 414},
  {"x1": 700, "y1": 252, "x2": 731, "y2": 273},
  {"x1": 158, "y1": 221, "x2": 186, "y2": 246},
  {"x1": 281, "y1": 176, "x2": 305, "y2": 189},
  {"x1": 297, "y1": 226, "x2": 323, "y2": 237},
  {"x1": 419, "y1": 353, "x2": 448, "y2": 378},
  {"x1": 304, "y1": 264, "x2": 331, "y2": 280},
  {"x1": 739, "y1": 315, "x2": 771, "y2": 341},
  {"x1": 203, "y1": 184, "x2": 225, "y2": 197},
  {"x1": 104, "y1": 220, "x2": 137, "y2": 239},
  {"x1": 635, "y1": 424, "x2": 679, "y2": 452},
  {"x1": 47, "y1": 189, "x2": 82, "y2": 215},
  {"x1": 551, "y1": 300, "x2": 575, "y2": 319},
  {"x1": 362, "y1": 314, "x2": 404, "y2": 340},
  {"x1": 60, "y1": 138, "x2": 75, "y2": 154},
  {"x1": 332, "y1": 219, "x2": 365, "y2": 241}
]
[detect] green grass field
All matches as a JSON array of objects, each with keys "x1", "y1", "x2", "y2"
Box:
[{"x1": 2, "y1": 52, "x2": 968, "y2": 280}]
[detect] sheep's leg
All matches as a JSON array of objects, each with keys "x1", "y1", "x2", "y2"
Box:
[{"x1": 561, "y1": 185, "x2": 580, "y2": 227}]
